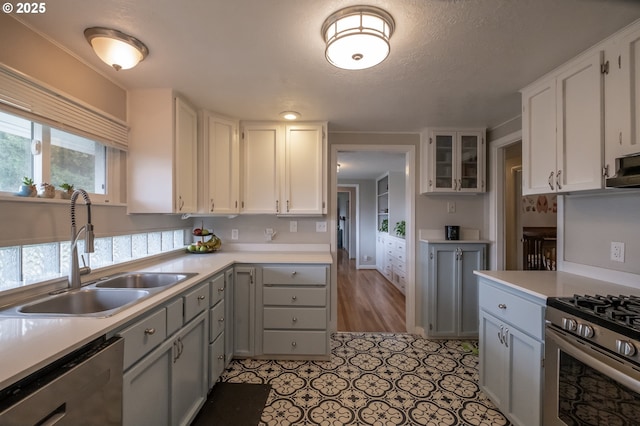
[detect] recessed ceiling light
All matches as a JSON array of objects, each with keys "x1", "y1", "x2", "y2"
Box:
[{"x1": 280, "y1": 111, "x2": 301, "y2": 120}]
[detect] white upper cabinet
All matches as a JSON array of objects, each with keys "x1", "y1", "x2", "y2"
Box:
[
  {"x1": 604, "y1": 24, "x2": 640, "y2": 176},
  {"x1": 420, "y1": 128, "x2": 485, "y2": 194},
  {"x1": 521, "y1": 20, "x2": 640, "y2": 195},
  {"x1": 241, "y1": 122, "x2": 327, "y2": 215},
  {"x1": 522, "y1": 51, "x2": 604, "y2": 195},
  {"x1": 241, "y1": 122, "x2": 282, "y2": 214},
  {"x1": 128, "y1": 89, "x2": 198, "y2": 213},
  {"x1": 283, "y1": 124, "x2": 326, "y2": 215},
  {"x1": 200, "y1": 112, "x2": 239, "y2": 214}
]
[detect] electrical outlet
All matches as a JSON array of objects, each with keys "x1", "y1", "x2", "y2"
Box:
[
  {"x1": 611, "y1": 242, "x2": 625, "y2": 262},
  {"x1": 447, "y1": 202, "x2": 456, "y2": 213},
  {"x1": 231, "y1": 229, "x2": 238, "y2": 240},
  {"x1": 316, "y1": 221, "x2": 327, "y2": 232},
  {"x1": 290, "y1": 221, "x2": 298, "y2": 233}
]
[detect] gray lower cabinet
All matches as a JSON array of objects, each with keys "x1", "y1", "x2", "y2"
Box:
[
  {"x1": 421, "y1": 242, "x2": 486, "y2": 338},
  {"x1": 478, "y1": 277, "x2": 545, "y2": 426},
  {"x1": 208, "y1": 268, "x2": 234, "y2": 388},
  {"x1": 119, "y1": 281, "x2": 209, "y2": 426},
  {"x1": 261, "y1": 265, "x2": 329, "y2": 359},
  {"x1": 234, "y1": 266, "x2": 256, "y2": 357}
]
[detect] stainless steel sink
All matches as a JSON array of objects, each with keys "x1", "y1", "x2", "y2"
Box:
[
  {"x1": 17, "y1": 289, "x2": 150, "y2": 317},
  {"x1": 92, "y1": 272, "x2": 195, "y2": 289}
]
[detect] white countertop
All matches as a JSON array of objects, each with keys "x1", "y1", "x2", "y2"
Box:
[
  {"x1": 0, "y1": 248, "x2": 332, "y2": 390},
  {"x1": 420, "y1": 239, "x2": 491, "y2": 244},
  {"x1": 474, "y1": 270, "x2": 639, "y2": 303}
]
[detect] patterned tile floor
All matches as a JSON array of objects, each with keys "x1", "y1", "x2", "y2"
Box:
[{"x1": 221, "y1": 332, "x2": 511, "y2": 425}]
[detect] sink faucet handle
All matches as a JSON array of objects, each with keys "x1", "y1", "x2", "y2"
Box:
[
  {"x1": 85, "y1": 223, "x2": 95, "y2": 253},
  {"x1": 79, "y1": 255, "x2": 91, "y2": 276}
]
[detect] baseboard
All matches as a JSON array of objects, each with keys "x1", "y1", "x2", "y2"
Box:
[{"x1": 357, "y1": 265, "x2": 377, "y2": 270}]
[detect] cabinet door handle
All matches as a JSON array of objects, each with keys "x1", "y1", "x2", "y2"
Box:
[
  {"x1": 556, "y1": 170, "x2": 562, "y2": 190},
  {"x1": 144, "y1": 328, "x2": 156, "y2": 335},
  {"x1": 291, "y1": 295, "x2": 298, "y2": 302},
  {"x1": 548, "y1": 171, "x2": 555, "y2": 190},
  {"x1": 292, "y1": 317, "x2": 298, "y2": 323},
  {"x1": 286, "y1": 200, "x2": 290, "y2": 212},
  {"x1": 498, "y1": 303, "x2": 507, "y2": 310},
  {"x1": 504, "y1": 328, "x2": 509, "y2": 347},
  {"x1": 197, "y1": 295, "x2": 206, "y2": 303},
  {"x1": 178, "y1": 196, "x2": 184, "y2": 211},
  {"x1": 291, "y1": 341, "x2": 297, "y2": 347},
  {"x1": 453, "y1": 179, "x2": 457, "y2": 191},
  {"x1": 276, "y1": 200, "x2": 279, "y2": 212},
  {"x1": 173, "y1": 340, "x2": 179, "y2": 363},
  {"x1": 210, "y1": 199, "x2": 215, "y2": 212},
  {"x1": 458, "y1": 179, "x2": 462, "y2": 191},
  {"x1": 498, "y1": 326, "x2": 504, "y2": 344}
]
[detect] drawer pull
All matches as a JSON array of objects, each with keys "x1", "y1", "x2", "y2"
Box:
[
  {"x1": 144, "y1": 328, "x2": 156, "y2": 335},
  {"x1": 292, "y1": 317, "x2": 298, "y2": 323},
  {"x1": 218, "y1": 317, "x2": 224, "y2": 323},
  {"x1": 218, "y1": 287, "x2": 224, "y2": 293},
  {"x1": 498, "y1": 303, "x2": 507, "y2": 310},
  {"x1": 291, "y1": 271, "x2": 297, "y2": 276},
  {"x1": 292, "y1": 296, "x2": 297, "y2": 301},
  {"x1": 197, "y1": 295, "x2": 206, "y2": 302},
  {"x1": 291, "y1": 341, "x2": 297, "y2": 347},
  {"x1": 218, "y1": 355, "x2": 224, "y2": 360}
]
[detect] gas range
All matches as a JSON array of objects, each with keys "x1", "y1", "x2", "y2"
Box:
[{"x1": 547, "y1": 294, "x2": 640, "y2": 365}]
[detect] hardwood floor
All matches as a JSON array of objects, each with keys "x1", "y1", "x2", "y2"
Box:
[{"x1": 337, "y1": 249, "x2": 406, "y2": 332}]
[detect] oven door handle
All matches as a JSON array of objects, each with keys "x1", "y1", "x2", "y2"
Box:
[{"x1": 547, "y1": 327, "x2": 640, "y2": 394}]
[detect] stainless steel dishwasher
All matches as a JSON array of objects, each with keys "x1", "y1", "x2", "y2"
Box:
[{"x1": 0, "y1": 336, "x2": 124, "y2": 426}]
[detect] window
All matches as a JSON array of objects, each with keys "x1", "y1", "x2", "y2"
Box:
[
  {"x1": 0, "y1": 109, "x2": 110, "y2": 198},
  {"x1": 0, "y1": 229, "x2": 188, "y2": 292}
]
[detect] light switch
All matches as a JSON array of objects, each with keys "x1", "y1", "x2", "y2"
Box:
[{"x1": 316, "y1": 222, "x2": 327, "y2": 232}]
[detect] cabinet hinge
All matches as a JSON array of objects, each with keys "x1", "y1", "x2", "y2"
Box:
[
  {"x1": 602, "y1": 165, "x2": 609, "y2": 177},
  {"x1": 429, "y1": 323, "x2": 433, "y2": 331},
  {"x1": 241, "y1": 131, "x2": 245, "y2": 139},
  {"x1": 601, "y1": 60, "x2": 609, "y2": 75},
  {"x1": 618, "y1": 54, "x2": 622, "y2": 69},
  {"x1": 429, "y1": 252, "x2": 433, "y2": 260}
]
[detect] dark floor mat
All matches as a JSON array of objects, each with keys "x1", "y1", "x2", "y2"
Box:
[{"x1": 191, "y1": 382, "x2": 271, "y2": 426}]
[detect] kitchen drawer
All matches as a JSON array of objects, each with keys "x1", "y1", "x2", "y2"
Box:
[
  {"x1": 394, "y1": 259, "x2": 406, "y2": 272},
  {"x1": 263, "y1": 330, "x2": 327, "y2": 355},
  {"x1": 395, "y1": 240, "x2": 406, "y2": 252},
  {"x1": 263, "y1": 307, "x2": 327, "y2": 329},
  {"x1": 209, "y1": 273, "x2": 225, "y2": 307},
  {"x1": 184, "y1": 281, "x2": 209, "y2": 323},
  {"x1": 263, "y1": 266, "x2": 327, "y2": 286},
  {"x1": 119, "y1": 308, "x2": 167, "y2": 370},
  {"x1": 209, "y1": 332, "x2": 225, "y2": 388},
  {"x1": 209, "y1": 300, "x2": 225, "y2": 342},
  {"x1": 394, "y1": 250, "x2": 405, "y2": 263},
  {"x1": 479, "y1": 279, "x2": 545, "y2": 340},
  {"x1": 166, "y1": 298, "x2": 183, "y2": 336},
  {"x1": 263, "y1": 287, "x2": 326, "y2": 306}
]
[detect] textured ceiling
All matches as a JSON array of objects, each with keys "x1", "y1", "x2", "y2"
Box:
[{"x1": 13, "y1": 0, "x2": 640, "y2": 132}]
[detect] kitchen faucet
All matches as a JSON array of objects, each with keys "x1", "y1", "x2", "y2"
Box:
[{"x1": 69, "y1": 189, "x2": 94, "y2": 289}]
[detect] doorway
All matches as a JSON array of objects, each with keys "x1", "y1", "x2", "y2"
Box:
[
  {"x1": 330, "y1": 145, "x2": 416, "y2": 333},
  {"x1": 491, "y1": 133, "x2": 557, "y2": 271}
]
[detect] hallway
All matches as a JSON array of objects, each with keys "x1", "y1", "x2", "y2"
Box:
[{"x1": 337, "y1": 249, "x2": 406, "y2": 332}]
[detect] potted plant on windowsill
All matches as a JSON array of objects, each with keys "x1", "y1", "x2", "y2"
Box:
[
  {"x1": 17, "y1": 177, "x2": 36, "y2": 197},
  {"x1": 59, "y1": 183, "x2": 74, "y2": 199}
]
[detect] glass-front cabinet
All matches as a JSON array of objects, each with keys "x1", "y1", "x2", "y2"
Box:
[{"x1": 421, "y1": 128, "x2": 485, "y2": 194}]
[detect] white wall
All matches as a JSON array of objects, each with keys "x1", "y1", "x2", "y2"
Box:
[{"x1": 563, "y1": 192, "x2": 640, "y2": 275}]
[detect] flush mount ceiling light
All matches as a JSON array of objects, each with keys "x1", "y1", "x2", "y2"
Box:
[
  {"x1": 280, "y1": 111, "x2": 301, "y2": 120},
  {"x1": 84, "y1": 27, "x2": 149, "y2": 71},
  {"x1": 321, "y1": 5, "x2": 395, "y2": 70}
]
